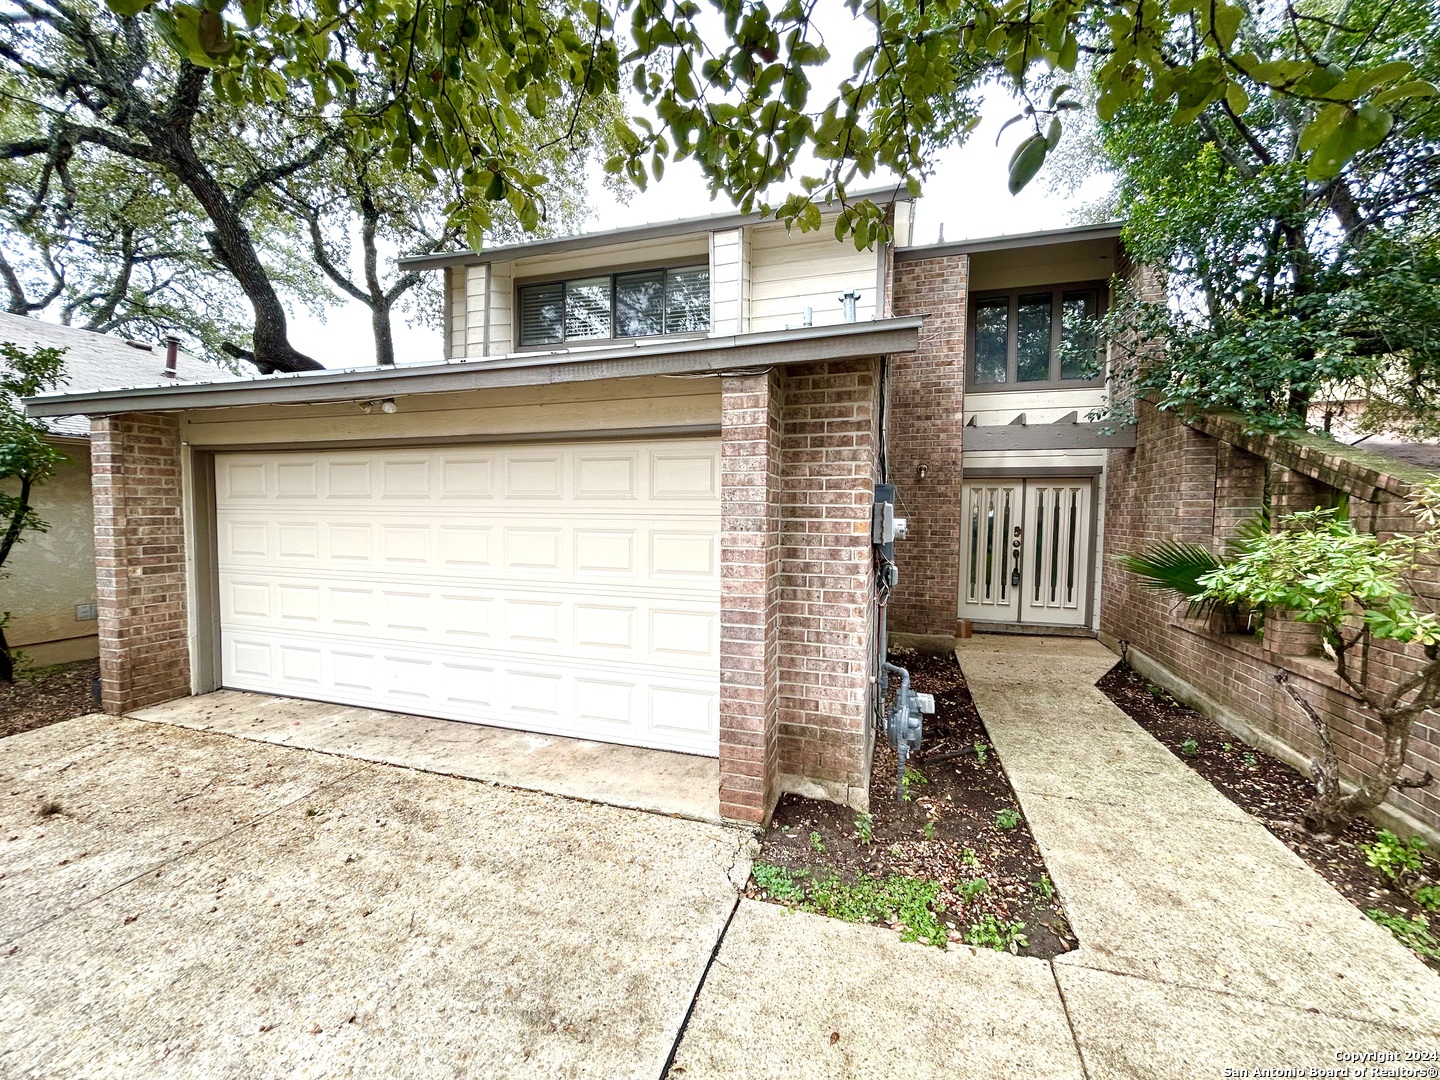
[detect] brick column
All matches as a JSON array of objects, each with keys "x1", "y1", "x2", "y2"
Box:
[
  {"x1": 92, "y1": 413, "x2": 191, "y2": 713},
  {"x1": 718, "y1": 372, "x2": 784, "y2": 823},
  {"x1": 887, "y1": 254, "x2": 967, "y2": 634},
  {"x1": 777, "y1": 359, "x2": 880, "y2": 808}
]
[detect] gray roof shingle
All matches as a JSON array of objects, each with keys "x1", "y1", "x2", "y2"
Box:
[{"x1": 0, "y1": 313, "x2": 235, "y2": 437}]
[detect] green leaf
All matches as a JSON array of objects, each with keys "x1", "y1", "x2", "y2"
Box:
[
  {"x1": 105, "y1": 0, "x2": 156, "y2": 15},
  {"x1": 1371, "y1": 80, "x2": 1438, "y2": 108},
  {"x1": 1008, "y1": 133, "x2": 1048, "y2": 194}
]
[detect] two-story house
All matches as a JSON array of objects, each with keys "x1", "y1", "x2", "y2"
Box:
[{"x1": 25, "y1": 189, "x2": 1135, "y2": 826}]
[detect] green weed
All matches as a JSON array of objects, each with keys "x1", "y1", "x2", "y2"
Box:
[
  {"x1": 995, "y1": 807, "x2": 1021, "y2": 830},
  {"x1": 1415, "y1": 884, "x2": 1440, "y2": 913},
  {"x1": 964, "y1": 913, "x2": 1029, "y2": 954},
  {"x1": 854, "y1": 813, "x2": 874, "y2": 845},
  {"x1": 973, "y1": 741, "x2": 989, "y2": 766},
  {"x1": 1180, "y1": 737, "x2": 1199, "y2": 756},
  {"x1": 922, "y1": 821, "x2": 936, "y2": 841},
  {"x1": 1363, "y1": 831, "x2": 1428, "y2": 887},
  {"x1": 1035, "y1": 874, "x2": 1055, "y2": 900},
  {"x1": 901, "y1": 765, "x2": 928, "y2": 802},
  {"x1": 959, "y1": 876, "x2": 988, "y2": 902},
  {"x1": 750, "y1": 861, "x2": 947, "y2": 948},
  {"x1": 809, "y1": 830, "x2": 826, "y2": 855},
  {"x1": 1368, "y1": 910, "x2": 1440, "y2": 961}
]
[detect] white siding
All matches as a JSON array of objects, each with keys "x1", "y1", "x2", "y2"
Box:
[
  {"x1": 464, "y1": 265, "x2": 489, "y2": 358},
  {"x1": 178, "y1": 378, "x2": 720, "y2": 449},
  {"x1": 487, "y1": 262, "x2": 513, "y2": 356},
  {"x1": 445, "y1": 268, "x2": 467, "y2": 359},
  {"x1": 709, "y1": 227, "x2": 748, "y2": 335},
  {"x1": 747, "y1": 220, "x2": 879, "y2": 332},
  {"x1": 893, "y1": 201, "x2": 914, "y2": 248},
  {"x1": 963, "y1": 387, "x2": 1109, "y2": 427}
]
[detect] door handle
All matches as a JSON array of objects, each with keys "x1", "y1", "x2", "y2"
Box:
[{"x1": 1010, "y1": 527, "x2": 1022, "y2": 587}]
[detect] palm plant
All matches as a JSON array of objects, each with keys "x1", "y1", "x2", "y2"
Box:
[{"x1": 1116, "y1": 541, "x2": 1225, "y2": 618}]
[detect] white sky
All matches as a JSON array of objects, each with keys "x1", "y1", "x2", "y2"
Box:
[{"x1": 287, "y1": 14, "x2": 1114, "y2": 368}]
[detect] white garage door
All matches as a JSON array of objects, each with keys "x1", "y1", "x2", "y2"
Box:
[{"x1": 214, "y1": 438, "x2": 722, "y2": 756}]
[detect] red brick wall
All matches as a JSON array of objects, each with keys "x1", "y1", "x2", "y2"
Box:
[
  {"x1": 776, "y1": 359, "x2": 880, "y2": 804},
  {"x1": 91, "y1": 413, "x2": 191, "y2": 713},
  {"x1": 886, "y1": 254, "x2": 968, "y2": 634},
  {"x1": 719, "y1": 359, "x2": 883, "y2": 820},
  {"x1": 1104, "y1": 400, "x2": 1440, "y2": 831},
  {"x1": 719, "y1": 372, "x2": 785, "y2": 823}
]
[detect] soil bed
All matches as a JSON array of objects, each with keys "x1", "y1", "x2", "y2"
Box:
[
  {"x1": 748, "y1": 649, "x2": 1074, "y2": 957},
  {"x1": 1098, "y1": 661, "x2": 1440, "y2": 971},
  {"x1": 0, "y1": 659, "x2": 99, "y2": 739}
]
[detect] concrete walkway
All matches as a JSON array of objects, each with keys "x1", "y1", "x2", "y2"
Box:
[
  {"x1": 131, "y1": 690, "x2": 722, "y2": 824},
  {"x1": 671, "y1": 635, "x2": 1440, "y2": 1078},
  {"x1": 963, "y1": 635, "x2": 1440, "y2": 1073},
  {"x1": 0, "y1": 715, "x2": 750, "y2": 1079}
]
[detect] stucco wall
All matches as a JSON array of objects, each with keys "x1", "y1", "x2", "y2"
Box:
[{"x1": 1, "y1": 438, "x2": 98, "y2": 665}]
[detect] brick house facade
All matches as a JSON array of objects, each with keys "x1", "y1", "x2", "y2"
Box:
[
  {"x1": 32, "y1": 205, "x2": 1141, "y2": 829},
  {"x1": 886, "y1": 253, "x2": 968, "y2": 636}
]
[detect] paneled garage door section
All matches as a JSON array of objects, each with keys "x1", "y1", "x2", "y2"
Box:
[{"x1": 214, "y1": 439, "x2": 722, "y2": 755}]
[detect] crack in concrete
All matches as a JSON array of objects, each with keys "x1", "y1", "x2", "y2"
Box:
[
  {"x1": 659, "y1": 895, "x2": 741, "y2": 1080},
  {"x1": 1048, "y1": 959, "x2": 1094, "y2": 1080},
  {"x1": 1050, "y1": 953, "x2": 1440, "y2": 1036}
]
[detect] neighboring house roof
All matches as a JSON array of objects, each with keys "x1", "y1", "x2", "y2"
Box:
[
  {"x1": 894, "y1": 221, "x2": 1123, "y2": 261},
  {"x1": 399, "y1": 184, "x2": 918, "y2": 271},
  {"x1": 24, "y1": 318, "x2": 924, "y2": 418},
  {"x1": 0, "y1": 313, "x2": 234, "y2": 437}
]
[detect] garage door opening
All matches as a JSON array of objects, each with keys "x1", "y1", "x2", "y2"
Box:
[{"x1": 212, "y1": 438, "x2": 721, "y2": 756}]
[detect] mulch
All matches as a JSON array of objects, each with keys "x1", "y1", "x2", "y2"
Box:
[
  {"x1": 0, "y1": 659, "x2": 100, "y2": 739},
  {"x1": 749, "y1": 649, "x2": 1075, "y2": 957},
  {"x1": 1097, "y1": 660, "x2": 1440, "y2": 971}
]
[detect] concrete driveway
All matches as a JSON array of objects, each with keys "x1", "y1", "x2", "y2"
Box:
[{"x1": 0, "y1": 715, "x2": 752, "y2": 1079}]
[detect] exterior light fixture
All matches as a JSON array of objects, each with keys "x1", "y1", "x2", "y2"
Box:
[{"x1": 918, "y1": 463, "x2": 928, "y2": 479}]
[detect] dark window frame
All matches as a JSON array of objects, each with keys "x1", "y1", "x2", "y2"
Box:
[
  {"x1": 515, "y1": 262, "x2": 711, "y2": 348},
  {"x1": 966, "y1": 280, "x2": 1109, "y2": 391}
]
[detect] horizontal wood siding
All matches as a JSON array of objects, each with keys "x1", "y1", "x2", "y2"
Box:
[
  {"x1": 965, "y1": 387, "x2": 1108, "y2": 426},
  {"x1": 178, "y1": 377, "x2": 721, "y2": 447},
  {"x1": 446, "y1": 268, "x2": 466, "y2": 359},
  {"x1": 487, "y1": 262, "x2": 513, "y2": 356},
  {"x1": 508, "y1": 235, "x2": 708, "y2": 282},
  {"x1": 748, "y1": 221, "x2": 879, "y2": 332}
]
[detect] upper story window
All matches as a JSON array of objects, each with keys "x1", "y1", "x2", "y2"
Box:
[
  {"x1": 969, "y1": 283, "x2": 1105, "y2": 389},
  {"x1": 517, "y1": 266, "x2": 710, "y2": 347}
]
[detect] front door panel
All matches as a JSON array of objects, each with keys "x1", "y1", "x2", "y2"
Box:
[
  {"x1": 1020, "y1": 481, "x2": 1092, "y2": 627},
  {"x1": 958, "y1": 481, "x2": 1023, "y2": 623},
  {"x1": 957, "y1": 478, "x2": 1094, "y2": 629}
]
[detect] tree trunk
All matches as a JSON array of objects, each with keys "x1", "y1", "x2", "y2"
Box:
[
  {"x1": 143, "y1": 66, "x2": 322, "y2": 375},
  {"x1": 372, "y1": 299, "x2": 396, "y2": 367},
  {"x1": 0, "y1": 620, "x2": 12, "y2": 684}
]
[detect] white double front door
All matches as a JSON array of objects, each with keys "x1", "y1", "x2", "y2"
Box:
[{"x1": 957, "y1": 478, "x2": 1094, "y2": 628}]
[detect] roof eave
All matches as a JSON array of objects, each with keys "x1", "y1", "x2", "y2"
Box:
[
  {"x1": 895, "y1": 222, "x2": 1123, "y2": 262},
  {"x1": 24, "y1": 318, "x2": 924, "y2": 419},
  {"x1": 400, "y1": 185, "x2": 917, "y2": 271}
]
